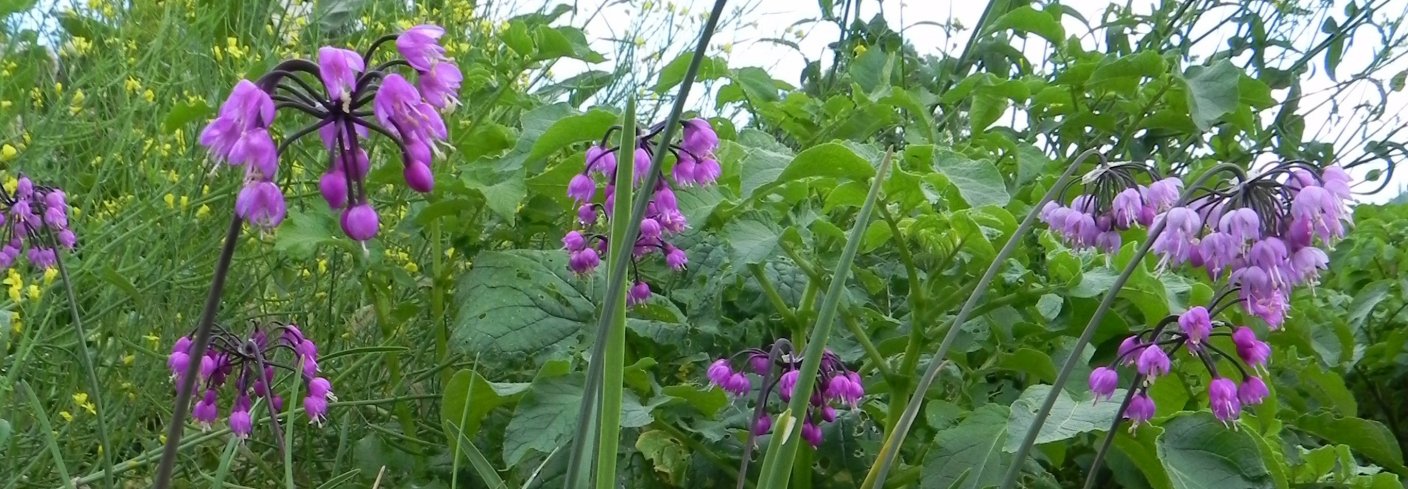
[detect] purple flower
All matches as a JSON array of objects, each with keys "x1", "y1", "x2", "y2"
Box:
[
  {"x1": 200, "y1": 80, "x2": 275, "y2": 163},
  {"x1": 1248, "y1": 238, "x2": 1290, "y2": 286},
  {"x1": 1089, "y1": 366, "x2": 1118, "y2": 402},
  {"x1": 1289, "y1": 247, "x2": 1328, "y2": 285},
  {"x1": 778, "y1": 370, "x2": 799, "y2": 401},
  {"x1": 748, "y1": 353, "x2": 771, "y2": 375},
  {"x1": 681, "y1": 118, "x2": 719, "y2": 155},
  {"x1": 1179, "y1": 307, "x2": 1212, "y2": 346},
  {"x1": 586, "y1": 145, "x2": 616, "y2": 174},
  {"x1": 1146, "y1": 177, "x2": 1183, "y2": 210},
  {"x1": 1136, "y1": 345, "x2": 1171, "y2": 378},
  {"x1": 1152, "y1": 207, "x2": 1202, "y2": 268},
  {"x1": 404, "y1": 162, "x2": 434, "y2": 193},
  {"x1": 374, "y1": 74, "x2": 447, "y2": 145},
  {"x1": 1290, "y1": 186, "x2": 1346, "y2": 243},
  {"x1": 1095, "y1": 231, "x2": 1122, "y2": 253},
  {"x1": 317, "y1": 47, "x2": 364, "y2": 105},
  {"x1": 802, "y1": 421, "x2": 823, "y2": 448},
  {"x1": 1238, "y1": 377, "x2": 1268, "y2": 406},
  {"x1": 396, "y1": 25, "x2": 448, "y2": 71},
  {"x1": 824, "y1": 373, "x2": 863, "y2": 407},
  {"x1": 627, "y1": 281, "x2": 652, "y2": 306},
  {"x1": 665, "y1": 245, "x2": 687, "y2": 270},
  {"x1": 707, "y1": 359, "x2": 733, "y2": 388},
  {"x1": 1111, "y1": 188, "x2": 1144, "y2": 229},
  {"x1": 318, "y1": 172, "x2": 348, "y2": 209},
  {"x1": 753, "y1": 413, "x2": 772, "y2": 435},
  {"x1": 562, "y1": 231, "x2": 586, "y2": 251},
  {"x1": 1124, "y1": 393, "x2": 1156, "y2": 427},
  {"x1": 1208, "y1": 377, "x2": 1241, "y2": 423},
  {"x1": 193, "y1": 389, "x2": 219, "y2": 429},
  {"x1": 1197, "y1": 232, "x2": 1238, "y2": 279},
  {"x1": 1118, "y1": 336, "x2": 1145, "y2": 366},
  {"x1": 672, "y1": 156, "x2": 697, "y2": 186},
  {"x1": 235, "y1": 181, "x2": 286, "y2": 229},
  {"x1": 568, "y1": 248, "x2": 600, "y2": 274},
  {"x1": 230, "y1": 396, "x2": 253, "y2": 438},
  {"x1": 1218, "y1": 208, "x2": 1261, "y2": 243},
  {"x1": 417, "y1": 62, "x2": 462, "y2": 109},
  {"x1": 1232, "y1": 327, "x2": 1270, "y2": 369},
  {"x1": 568, "y1": 174, "x2": 596, "y2": 202},
  {"x1": 340, "y1": 204, "x2": 380, "y2": 242},
  {"x1": 577, "y1": 204, "x2": 598, "y2": 226},
  {"x1": 305, "y1": 377, "x2": 335, "y2": 425}
]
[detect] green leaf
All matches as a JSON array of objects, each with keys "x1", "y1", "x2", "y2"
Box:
[
  {"x1": 778, "y1": 142, "x2": 876, "y2": 183},
  {"x1": 1183, "y1": 60, "x2": 1243, "y2": 131},
  {"x1": 996, "y1": 348, "x2": 1057, "y2": 382},
  {"x1": 442, "y1": 369, "x2": 530, "y2": 438},
  {"x1": 849, "y1": 48, "x2": 893, "y2": 93},
  {"x1": 527, "y1": 109, "x2": 618, "y2": 161},
  {"x1": 722, "y1": 214, "x2": 783, "y2": 265},
  {"x1": 312, "y1": 0, "x2": 367, "y2": 31},
  {"x1": 503, "y1": 369, "x2": 584, "y2": 465},
  {"x1": 726, "y1": 142, "x2": 795, "y2": 199},
  {"x1": 654, "y1": 54, "x2": 728, "y2": 94},
  {"x1": 1346, "y1": 279, "x2": 1392, "y2": 333},
  {"x1": 1004, "y1": 385, "x2": 1123, "y2": 451},
  {"x1": 922, "y1": 404, "x2": 1013, "y2": 489},
  {"x1": 530, "y1": 25, "x2": 605, "y2": 63},
  {"x1": 1089, "y1": 51, "x2": 1167, "y2": 84},
  {"x1": 0, "y1": 0, "x2": 38, "y2": 17},
  {"x1": 661, "y1": 384, "x2": 729, "y2": 417},
  {"x1": 635, "y1": 430, "x2": 689, "y2": 485},
  {"x1": 932, "y1": 148, "x2": 1010, "y2": 208},
  {"x1": 451, "y1": 250, "x2": 595, "y2": 357},
  {"x1": 969, "y1": 92, "x2": 1008, "y2": 134},
  {"x1": 1322, "y1": 17, "x2": 1345, "y2": 81},
  {"x1": 1390, "y1": 70, "x2": 1406, "y2": 92},
  {"x1": 1112, "y1": 426, "x2": 1174, "y2": 489},
  {"x1": 1293, "y1": 413, "x2": 1407, "y2": 475},
  {"x1": 462, "y1": 162, "x2": 527, "y2": 223},
  {"x1": 163, "y1": 99, "x2": 213, "y2": 134},
  {"x1": 731, "y1": 67, "x2": 782, "y2": 103},
  {"x1": 987, "y1": 6, "x2": 1065, "y2": 45},
  {"x1": 1156, "y1": 412, "x2": 1275, "y2": 489},
  {"x1": 273, "y1": 210, "x2": 342, "y2": 258}
]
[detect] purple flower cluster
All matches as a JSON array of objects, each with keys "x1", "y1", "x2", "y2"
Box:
[
  {"x1": 200, "y1": 25, "x2": 460, "y2": 242},
  {"x1": 563, "y1": 118, "x2": 720, "y2": 306},
  {"x1": 167, "y1": 323, "x2": 334, "y2": 438},
  {"x1": 707, "y1": 344, "x2": 864, "y2": 448},
  {"x1": 1150, "y1": 165, "x2": 1350, "y2": 327},
  {"x1": 0, "y1": 176, "x2": 75, "y2": 269},
  {"x1": 1091, "y1": 307, "x2": 1273, "y2": 427},
  {"x1": 1038, "y1": 161, "x2": 1183, "y2": 253}
]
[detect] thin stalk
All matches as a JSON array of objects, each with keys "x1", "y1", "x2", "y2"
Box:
[
  {"x1": 431, "y1": 220, "x2": 448, "y2": 383},
  {"x1": 863, "y1": 148, "x2": 1101, "y2": 489},
  {"x1": 841, "y1": 313, "x2": 895, "y2": 380},
  {"x1": 755, "y1": 150, "x2": 894, "y2": 488},
  {"x1": 562, "y1": 1, "x2": 729, "y2": 487},
  {"x1": 20, "y1": 381, "x2": 74, "y2": 489},
  {"x1": 594, "y1": 98, "x2": 637, "y2": 489},
  {"x1": 52, "y1": 251, "x2": 116, "y2": 489},
  {"x1": 281, "y1": 362, "x2": 302, "y2": 489},
  {"x1": 998, "y1": 163, "x2": 1246, "y2": 489},
  {"x1": 153, "y1": 215, "x2": 243, "y2": 489},
  {"x1": 1084, "y1": 377, "x2": 1145, "y2": 489}
]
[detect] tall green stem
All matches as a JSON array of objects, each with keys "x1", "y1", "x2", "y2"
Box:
[
  {"x1": 430, "y1": 219, "x2": 448, "y2": 383},
  {"x1": 562, "y1": 1, "x2": 729, "y2": 486},
  {"x1": 754, "y1": 151, "x2": 893, "y2": 488},
  {"x1": 53, "y1": 251, "x2": 115, "y2": 489},
  {"x1": 153, "y1": 215, "x2": 243, "y2": 489},
  {"x1": 863, "y1": 148, "x2": 1101, "y2": 489},
  {"x1": 593, "y1": 99, "x2": 636, "y2": 489},
  {"x1": 998, "y1": 163, "x2": 1246, "y2": 489}
]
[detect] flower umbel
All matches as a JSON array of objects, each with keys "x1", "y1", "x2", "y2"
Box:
[
  {"x1": 199, "y1": 25, "x2": 460, "y2": 242},
  {"x1": 706, "y1": 341, "x2": 864, "y2": 448},
  {"x1": 0, "y1": 175, "x2": 76, "y2": 270}
]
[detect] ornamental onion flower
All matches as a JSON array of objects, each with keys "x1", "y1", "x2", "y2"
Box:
[{"x1": 706, "y1": 342, "x2": 864, "y2": 448}]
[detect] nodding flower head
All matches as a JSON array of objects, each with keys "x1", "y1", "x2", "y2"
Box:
[
  {"x1": 1208, "y1": 377, "x2": 1242, "y2": 423},
  {"x1": 0, "y1": 176, "x2": 76, "y2": 271},
  {"x1": 1178, "y1": 307, "x2": 1212, "y2": 346},
  {"x1": 1123, "y1": 393, "x2": 1156, "y2": 428},
  {"x1": 707, "y1": 342, "x2": 865, "y2": 448},
  {"x1": 200, "y1": 26, "x2": 459, "y2": 241},
  {"x1": 1135, "y1": 344, "x2": 1170, "y2": 378},
  {"x1": 1039, "y1": 161, "x2": 1176, "y2": 251},
  {"x1": 1232, "y1": 327, "x2": 1270, "y2": 369},
  {"x1": 167, "y1": 322, "x2": 334, "y2": 441},
  {"x1": 562, "y1": 119, "x2": 722, "y2": 307},
  {"x1": 1088, "y1": 366, "x2": 1118, "y2": 402}
]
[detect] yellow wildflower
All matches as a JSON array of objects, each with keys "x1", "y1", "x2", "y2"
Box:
[
  {"x1": 43, "y1": 268, "x2": 57, "y2": 285},
  {"x1": 27, "y1": 284, "x2": 40, "y2": 300},
  {"x1": 125, "y1": 78, "x2": 142, "y2": 93},
  {"x1": 73, "y1": 392, "x2": 96, "y2": 415},
  {"x1": 196, "y1": 205, "x2": 211, "y2": 219},
  {"x1": 143, "y1": 89, "x2": 155, "y2": 103},
  {"x1": 0, "y1": 144, "x2": 16, "y2": 161},
  {"x1": 59, "y1": 411, "x2": 74, "y2": 422}
]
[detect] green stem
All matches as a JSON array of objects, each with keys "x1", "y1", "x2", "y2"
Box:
[
  {"x1": 21, "y1": 381, "x2": 74, "y2": 489},
  {"x1": 52, "y1": 251, "x2": 115, "y2": 489},
  {"x1": 841, "y1": 312, "x2": 895, "y2": 380},
  {"x1": 755, "y1": 151, "x2": 894, "y2": 488},
  {"x1": 562, "y1": 2, "x2": 730, "y2": 486},
  {"x1": 749, "y1": 263, "x2": 798, "y2": 326},
  {"x1": 997, "y1": 163, "x2": 1246, "y2": 489},
  {"x1": 594, "y1": 98, "x2": 637, "y2": 489},
  {"x1": 864, "y1": 148, "x2": 1101, "y2": 489},
  {"x1": 366, "y1": 280, "x2": 422, "y2": 464},
  {"x1": 430, "y1": 219, "x2": 448, "y2": 383}
]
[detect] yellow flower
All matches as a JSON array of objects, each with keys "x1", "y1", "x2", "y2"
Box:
[
  {"x1": 27, "y1": 284, "x2": 40, "y2": 300},
  {"x1": 853, "y1": 44, "x2": 868, "y2": 56},
  {"x1": 143, "y1": 89, "x2": 155, "y2": 103},
  {"x1": 122, "y1": 354, "x2": 135, "y2": 366},
  {"x1": 196, "y1": 205, "x2": 211, "y2": 219},
  {"x1": 43, "y1": 268, "x2": 57, "y2": 285},
  {"x1": 125, "y1": 78, "x2": 141, "y2": 93},
  {"x1": 54, "y1": 82, "x2": 63, "y2": 95},
  {"x1": 0, "y1": 144, "x2": 16, "y2": 161},
  {"x1": 143, "y1": 334, "x2": 160, "y2": 346},
  {"x1": 5, "y1": 269, "x2": 24, "y2": 302},
  {"x1": 0, "y1": 100, "x2": 11, "y2": 109},
  {"x1": 72, "y1": 392, "x2": 97, "y2": 415},
  {"x1": 164, "y1": 194, "x2": 175, "y2": 209},
  {"x1": 180, "y1": 196, "x2": 190, "y2": 210},
  {"x1": 9, "y1": 314, "x2": 19, "y2": 334},
  {"x1": 59, "y1": 411, "x2": 74, "y2": 422}
]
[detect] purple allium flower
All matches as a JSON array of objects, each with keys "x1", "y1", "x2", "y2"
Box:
[
  {"x1": 193, "y1": 389, "x2": 220, "y2": 429},
  {"x1": 404, "y1": 162, "x2": 434, "y2": 193},
  {"x1": 1219, "y1": 208, "x2": 1261, "y2": 243},
  {"x1": 1089, "y1": 366, "x2": 1118, "y2": 402},
  {"x1": 586, "y1": 145, "x2": 615, "y2": 174},
  {"x1": 1232, "y1": 327, "x2": 1270, "y2": 369},
  {"x1": 1136, "y1": 345, "x2": 1171, "y2": 378},
  {"x1": 1152, "y1": 207, "x2": 1202, "y2": 268},
  {"x1": 681, "y1": 118, "x2": 719, "y2": 155},
  {"x1": 568, "y1": 248, "x2": 600, "y2": 274},
  {"x1": 317, "y1": 47, "x2": 364, "y2": 105},
  {"x1": 753, "y1": 412, "x2": 772, "y2": 435},
  {"x1": 1179, "y1": 307, "x2": 1212, "y2": 347},
  {"x1": 665, "y1": 245, "x2": 687, "y2": 270},
  {"x1": 707, "y1": 359, "x2": 733, "y2": 388},
  {"x1": 577, "y1": 204, "x2": 598, "y2": 226},
  {"x1": 1208, "y1": 377, "x2": 1241, "y2": 423},
  {"x1": 1111, "y1": 188, "x2": 1144, "y2": 228},
  {"x1": 1197, "y1": 232, "x2": 1237, "y2": 279},
  {"x1": 568, "y1": 174, "x2": 596, "y2": 202},
  {"x1": 1117, "y1": 336, "x2": 1145, "y2": 366},
  {"x1": 824, "y1": 373, "x2": 863, "y2": 407},
  {"x1": 1095, "y1": 231, "x2": 1122, "y2": 253},
  {"x1": 340, "y1": 204, "x2": 380, "y2": 242},
  {"x1": 1291, "y1": 186, "x2": 1346, "y2": 243},
  {"x1": 305, "y1": 376, "x2": 335, "y2": 425},
  {"x1": 778, "y1": 370, "x2": 800, "y2": 401},
  {"x1": 1289, "y1": 247, "x2": 1328, "y2": 285},
  {"x1": 200, "y1": 80, "x2": 275, "y2": 164},
  {"x1": 562, "y1": 231, "x2": 586, "y2": 251},
  {"x1": 235, "y1": 180, "x2": 287, "y2": 229},
  {"x1": 230, "y1": 396, "x2": 253, "y2": 438},
  {"x1": 1124, "y1": 393, "x2": 1155, "y2": 428},
  {"x1": 1146, "y1": 177, "x2": 1182, "y2": 210},
  {"x1": 396, "y1": 25, "x2": 448, "y2": 71},
  {"x1": 417, "y1": 62, "x2": 462, "y2": 109},
  {"x1": 627, "y1": 281, "x2": 652, "y2": 306},
  {"x1": 374, "y1": 74, "x2": 447, "y2": 144},
  {"x1": 318, "y1": 172, "x2": 348, "y2": 209},
  {"x1": 801, "y1": 421, "x2": 823, "y2": 448},
  {"x1": 1238, "y1": 376, "x2": 1268, "y2": 406},
  {"x1": 168, "y1": 337, "x2": 193, "y2": 381}
]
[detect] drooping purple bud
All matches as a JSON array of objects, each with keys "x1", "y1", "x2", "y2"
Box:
[
  {"x1": 568, "y1": 174, "x2": 596, "y2": 202},
  {"x1": 1136, "y1": 345, "x2": 1171, "y2": 378},
  {"x1": 1208, "y1": 377, "x2": 1242, "y2": 423},
  {"x1": 1178, "y1": 307, "x2": 1212, "y2": 346},
  {"x1": 340, "y1": 204, "x2": 380, "y2": 242},
  {"x1": 1124, "y1": 393, "x2": 1156, "y2": 427},
  {"x1": 1089, "y1": 366, "x2": 1118, "y2": 402},
  {"x1": 319, "y1": 172, "x2": 348, "y2": 209}
]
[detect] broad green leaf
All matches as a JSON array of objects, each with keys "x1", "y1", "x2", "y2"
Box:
[
  {"x1": 0, "y1": 0, "x2": 38, "y2": 17},
  {"x1": 1346, "y1": 279, "x2": 1392, "y2": 334},
  {"x1": 1391, "y1": 70, "x2": 1407, "y2": 92},
  {"x1": 654, "y1": 54, "x2": 729, "y2": 94},
  {"x1": 451, "y1": 250, "x2": 595, "y2": 357},
  {"x1": 731, "y1": 67, "x2": 782, "y2": 103},
  {"x1": 462, "y1": 162, "x2": 527, "y2": 223},
  {"x1": 1113, "y1": 426, "x2": 1174, "y2": 489},
  {"x1": 661, "y1": 384, "x2": 729, "y2": 417},
  {"x1": 273, "y1": 210, "x2": 343, "y2": 258},
  {"x1": 932, "y1": 148, "x2": 1009, "y2": 208},
  {"x1": 849, "y1": 48, "x2": 893, "y2": 93},
  {"x1": 502, "y1": 370, "x2": 584, "y2": 465},
  {"x1": 313, "y1": 0, "x2": 367, "y2": 31},
  {"x1": 922, "y1": 404, "x2": 1013, "y2": 489},
  {"x1": 969, "y1": 92, "x2": 1008, "y2": 134},
  {"x1": 996, "y1": 348, "x2": 1057, "y2": 382},
  {"x1": 163, "y1": 99, "x2": 213, "y2": 134},
  {"x1": 1036, "y1": 294, "x2": 1063, "y2": 321},
  {"x1": 727, "y1": 142, "x2": 794, "y2": 199},
  {"x1": 722, "y1": 214, "x2": 783, "y2": 265},
  {"x1": 636, "y1": 430, "x2": 689, "y2": 485},
  {"x1": 1322, "y1": 17, "x2": 1344, "y2": 81},
  {"x1": 1293, "y1": 413, "x2": 1407, "y2": 475},
  {"x1": 1089, "y1": 51, "x2": 1167, "y2": 84},
  {"x1": 527, "y1": 109, "x2": 618, "y2": 161},
  {"x1": 778, "y1": 141, "x2": 876, "y2": 183},
  {"x1": 1004, "y1": 385, "x2": 1123, "y2": 451},
  {"x1": 1183, "y1": 60, "x2": 1243, "y2": 131},
  {"x1": 529, "y1": 25, "x2": 605, "y2": 62},
  {"x1": 987, "y1": 6, "x2": 1065, "y2": 45},
  {"x1": 442, "y1": 369, "x2": 530, "y2": 438},
  {"x1": 1156, "y1": 412, "x2": 1275, "y2": 489}
]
